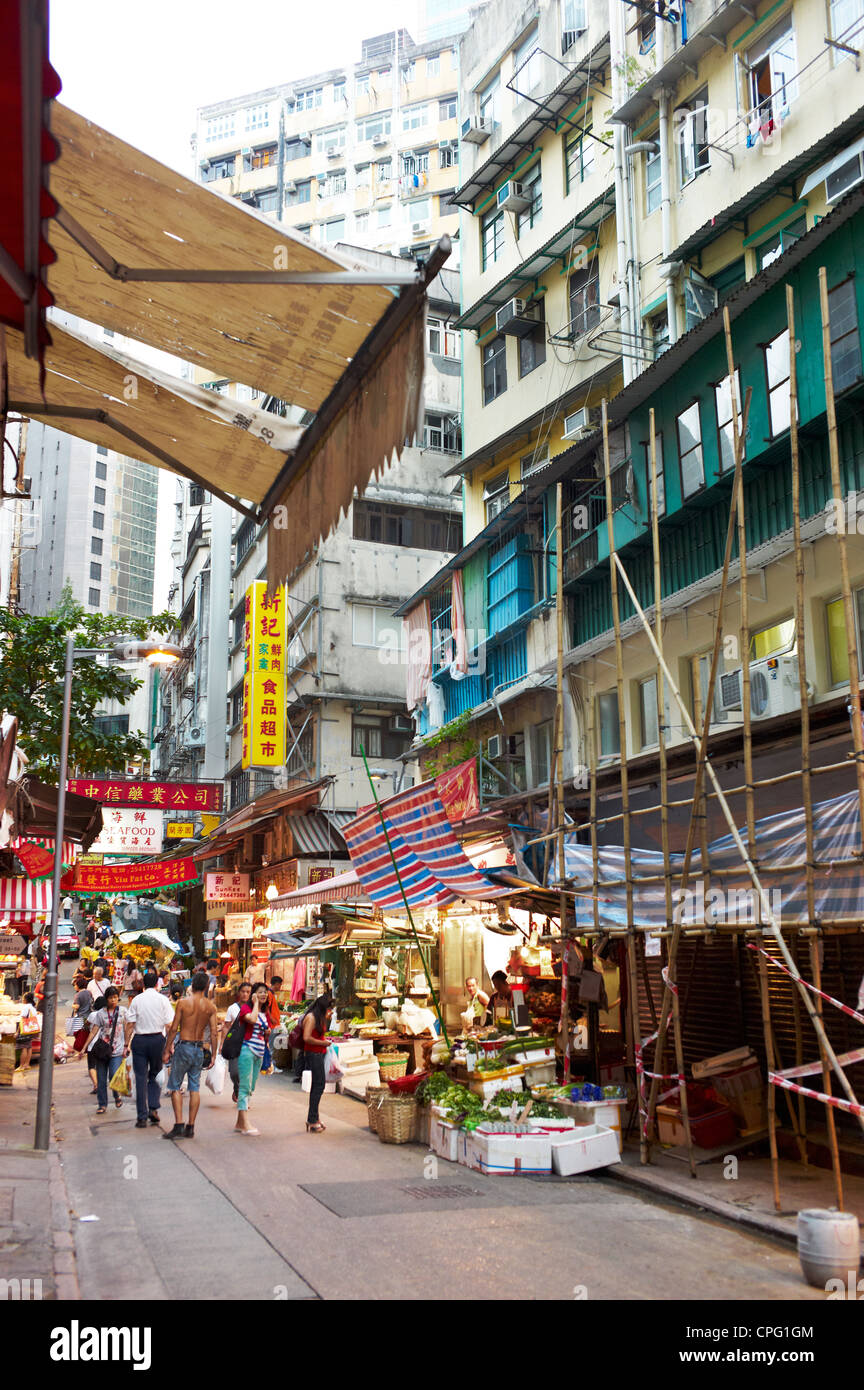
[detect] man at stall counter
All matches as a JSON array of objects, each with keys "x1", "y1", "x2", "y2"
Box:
[
  {"x1": 244, "y1": 957, "x2": 272, "y2": 987},
  {"x1": 465, "y1": 977, "x2": 490, "y2": 1022},
  {"x1": 485, "y1": 971, "x2": 512, "y2": 1026}
]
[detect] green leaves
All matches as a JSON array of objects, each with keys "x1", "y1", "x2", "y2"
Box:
[{"x1": 0, "y1": 593, "x2": 176, "y2": 781}]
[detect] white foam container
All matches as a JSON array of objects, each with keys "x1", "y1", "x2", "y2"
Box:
[
  {"x1": 550, "y1": 1123, "x2": 620, "y2": 1175},
  {"x1": 462, "y1": 1127, "x2": 552, "y2": 1175}
]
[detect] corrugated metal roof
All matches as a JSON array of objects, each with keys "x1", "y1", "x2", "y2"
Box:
[{"x1": 288, "y1": 810, "x2": 349, "y2": 857}]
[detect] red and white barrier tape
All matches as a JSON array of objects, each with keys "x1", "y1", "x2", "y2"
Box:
[
  {"x1": 775, "y1": 1047, "x2": 864, "y2": 1081},
  {"x1": 636, "y1": 966, "x2": 682, "y2": 1135},
  {"x1": 746, "y1": 942, "x2": 864, "y2": 1027},
  {"x1": 769, "y1": 1071, "x2": 864, "y2": 1118}
]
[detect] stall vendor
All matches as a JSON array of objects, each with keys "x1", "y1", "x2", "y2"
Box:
[
  {"x1": 485, "y1": 971, "x2": 512, "y2": 1026},
  {"x1": 465, "y1": 977, "x2": 490, "y2": 1022}
]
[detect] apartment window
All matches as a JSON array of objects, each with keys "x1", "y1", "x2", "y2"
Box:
[
  {"x1": 205, "y1": 114, "x2": 235, "y2": 143},
  {"x1": 529, "y1": 720, "x2": 552, "y2": 786},
  {"x1": 643, "y1": 432, "x2": 666, "y2": 516},
  {"x1": 377, "y1": 67, "x2": 392, "y2": 87},
  {"x1": 677, "y1": 401, "x2": 704, "y2": 497},
  {"x1": 520, "y1": 443, "x2": 550, "y2": 479},
  {"x1": 712, "y1": 257, "x2": 747, "y2": 301},
  {"x1": 746, "y1": 18, "x2": 797, "y2": 122},
  {"x1": 245, "y1": 104, "x2": 270, "y2": 131},
  {"x1": 439, "y1": 140, "x2": 457, "y2": 168},
  {"x1": 355, "y1": 211, "x2": 370, "y2": 234},
  {"x1": 324, "y1": 218, "x2": 345, "y2": 242},
  {"x1": 316, "y1": 126, "x2": 346, "y2": 154},
  {"x1": 356, "y1": 113, "x2": 392, "y2": 142},
  {"x1": 356, "y1": 163, "x2": 371, "y2": 187},
  {"x1": 439, "y1": 94, "x2": 457, "y2": 120},
  {"x1": 639, "y1": 12, "x2": 656, "y2": 53},
  {"x1": 519, "y1": 301, "x2": 546, "y2": 376},
  {"x1": 356, "y1": 73, "x2": 370, "y2": 97},
  {"x1": 407, "y1": 197, "x2": 431, "y2": 225},
  {"x1": 402, "y1": 60, "x2": 416, "y2": 82},
  {"x1": 376, "y1": 159, "x2": 393, "y2": 181},
  {"x1": 764, "y1": 329, "x2": 792, "y2": 437},
  {"x1": 96, "y1": 445, "x2": 108, "y2": 456},
  {"x1": 597, "y1": 690, "x2": 620, "y2": 758},
  {"x1": 351, "y1": 713, "x2": 411, "y2": 760},
  {"x1": 513, "y1": 29, "x2": 542, "y2": 95},
  {"x1": 285, "y1": 138, "x2": 310, "y2": 161},
  {"x1": 256, "y1": 188, "x2": 278, "y2": 213},
  {"x1": 645, "y1": 143, "x2": 662, "y2": 213},
  {"x1": 831, "y1": 0, "x2": 864, "y2": 54},
  {"x1": 352, "y1": 604, "x2": 404, "y2": 651},
  {"x1": 482, "y1": 338, "x2": 508, "y2": 405},
  {"x1": 483, "y1": 469, "x2": 511, "y2": 522},
  {"x1": 377, "y1": 204, "x2": 392, "y2": 227},
  {"x1": 479, "y1": 74, "x2": 501, "y2": 132},
  {"x1": 319, "y1": 173, "x2": 347, "y2": 198},
  {"x1": 427, "y1": 54, "x2": 440, "y2": 77},
  {"x1": 562, "y1": 0, "x2": 587, "y2": 51},
  {"x1": 678, "y1": 89, "x2": 709, "y2": 184},
  {"x1": 353, "y1": 499, "x2": 461, "y2": 550},
  {"x1": 296, "y1": 88, "x2": 323, "y2": 110},
  {"x1": 757, "y1": 215, "x2": 806, "y2": 270},
  {"x1": 95, "y1": 460, "x2": 107, "y2": 480},
  {"x1": 423, "y1": 413, "x2": 462, "y2": 454},
  {"x1": 333, "y1": 80, "x2": 346, "y2": 103},
  {"x1": 402, "y1": 102, "x2": 429, "y2": 132},
  {"x1": 285, "y1": 179, "x2": 311, "y2": 205},
  {"x1": 750, "y1": 617, "x2": 795, "y2": 661},
  {"x1": 91, "y1": 536, "x2": 103, "y2": 556},
  {"x1": 639, "y1": 676, "x2": 660, "y2": 748},
  {"x1": 564, "y1": 120, "x2": 594, "y2": 190},
  {"x1": 201, "y1": 156, "x2": 235, "y2": 182},
  {"x1": 92, "y1": 510, "x2": 104, "y2": 530},
  {"x1": 401, "y1": 151, "x2": 429, "y2": 176},
  {"x1": 427, "y1": 316, "x2": 459, "y2": 357},
  {"x1": 715, "y1": 369, "x2": 742, "y2": 473},
  {"x1": 481, "y1": 207, "x2": 505, "y2": 268},
  {"x1": 568, "y1": 264, "x2": 600, "y2": 337},
  {"x1": 826, "y1": 588, "x2": 864, "y2": 684},
  {"x1": 516, "y1": 161, "x2": 542, "y2": 235},
  {"x1": 649, "y1": 310, "x2": 670, "y2": 358},
  {"x1": 245, "y1": 145, "x2": 277, "y2": 171},
  {"x1": 829, "y1": 278, "x2": 863, "y2": 391},
  {"x1": 90, "y1": 561, "x2": 102, "y2": 581},
  {"x1": 88, "y1": 587, "x2": 100, "y2": 607}
]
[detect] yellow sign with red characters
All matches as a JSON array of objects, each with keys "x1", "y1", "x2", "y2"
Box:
[{"x1": 241, "y1": 581, "x2": 286, "y2": 770}]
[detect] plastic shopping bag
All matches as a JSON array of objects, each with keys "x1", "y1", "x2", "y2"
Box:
[
  {"x1": 301, "y1": 1068, "x2": 312, "y2": 1093},
  {"x1": 324, "y1": 1045, "x2": 344, "y2": 1083},
  {"x1": 108, "y1": 1057, "x2": 131, "y2": 1096},
  {"x1": 205, "y1": 1053, "x2": 226, "y2": 1095},
  {"x1": 155, "y1": 1066, "x2": 168, "y2": 1090}
]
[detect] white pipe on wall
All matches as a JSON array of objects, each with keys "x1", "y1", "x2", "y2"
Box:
[
  {"x1": 610, "y1": 0, "x2": 634, "y2": 384},
  {"x1": 656, "y1": 12, "x2": 679, "y2": 345}
]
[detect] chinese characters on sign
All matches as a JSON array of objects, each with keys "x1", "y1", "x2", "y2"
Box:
[
  {"x1": 62, "y1": 858, "x2": 199, "y2": 893},
  {"x1": 67, "y1": 779, "x2": 224, "y2": 812},
  {"x1": 241, "y1": 581, "x2": 286, "y2": 770},
  {"x1": 166, "y1": 822, "x2": 195, "y2": 839},
  {"x1": 224, "y1": 912, "x2": 255, "y2": 940},
  {"x1": 204, "y1": 872, "x2": 250, "y2": 903},
  {"x1": 308, "y1": 866, "x2": 336, "y2": 884},
  {"x1": 89, "y1": 808, "x2": 164, "y2": 857}
]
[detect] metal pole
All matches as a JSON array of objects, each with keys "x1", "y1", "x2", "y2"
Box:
[{"x1": 34, "y1": 634, "x2": 74, "y2": 1151}]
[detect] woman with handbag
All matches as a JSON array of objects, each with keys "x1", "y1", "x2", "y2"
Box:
[
  {"x1": 227, "y1": 982, "x2": 271, "y2": 1135},
  {"x1": 220, "y1": 981, "x2": 252, "y2": 1103},
  {"x1": 82, "y1": 986, "x2": 128, "y2": 1113},
  {"x1": 16, "y1": 992, "x2": 40, "y2": 1072},
  {"x1": 301, "y1": 995, "x2": 333, "y2": 1133}
]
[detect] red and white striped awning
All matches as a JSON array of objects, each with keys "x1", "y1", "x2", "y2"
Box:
[
  {"x1": 0, "y1": 877, "x2": 52, "y2": 923},
  {"x1": 9, "y1": 836, "x2": 78, "y2": 863}
]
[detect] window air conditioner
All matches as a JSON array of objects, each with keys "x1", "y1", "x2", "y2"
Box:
[
  {"x1": 496, "y1": 296, "x2": 540, "y2": 336},
  {"x1": 496, "y1": 179, "x2": 530, "y2": 212},
  {"x1": 487, "y1": 733, "x2": 503, "y2": 760},
  {"x1": 412, "y1": 220, "x2": 429, "y2": 235},
  {"x1": 438, "y1": 139, "x2": 453, "y2": 151},
  {"x1": 372, "y1": 133, "x2": 389, "y2": 147},
  {"x1": 717, "y1": 655, "x2": 804, "y2": 720},
  {"x1": 199, "y1": 159, "x2": 211, "y2": 172},
  {"x1": 563, "y1": 406, "x2": 600, "y2": 440},
  {"x1": 299, "y1": 131, "x2": 312, "y2": 143},
  {"x1": 241, "y1": 147, "x2": 251, "y2": 156},
  {"x1": 326, "y1": 146, "x2": 340, "y2": 159},
  {"x1": 461, "y1": 115, "x2": 490, "y2": 144},
  {"x1": 284, "y1": 180, "x2": 297, "y2": 193},
  {"x1": 390, "y1": 714, "x2": 413, "y2": 732}
]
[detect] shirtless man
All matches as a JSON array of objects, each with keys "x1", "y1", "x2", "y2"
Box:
[{"x1": 161, "y1": 972, "x2": 219, "y2": 1140}]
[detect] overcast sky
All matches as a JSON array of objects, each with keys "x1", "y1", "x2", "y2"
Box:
[{"x1": 51, "y1": 0, "x2": 423, "y2": 174}]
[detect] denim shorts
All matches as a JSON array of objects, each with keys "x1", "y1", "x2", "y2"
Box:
[{"x1": 166, "y1": 1039, "x2": 204, "y2": 1093}]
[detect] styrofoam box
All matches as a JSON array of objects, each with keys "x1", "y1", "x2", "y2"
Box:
[
  {"x1": 338, "y1": 1066, "x2": 380, "y2": 1100},
  {"x1": 551, "y1": 1123, "x2": 620, "y2": 1176},
  {"x1": 511, "y1": 1046, "x2": 554, "y2": 1065},
  {"x1": 522, "y1": 1059, "x2": 556, "y2": 1085},
  {"x1": 462, "y1": 1128, "x2": 552, "y2": 1175},
  {"x1": 468, "y1": 1071, "x2": 525, "y2": 1102},
  {"x1": 333, "y1": 1039, "x2": 375, "y2": 1064},
  {"x1": 429, "y1": 1112, "x2": 461, "y2": 1162},
  {"x1": 562, "y1": 1099, "x2": 626, "y2": 1153},
  {"x1": 527, "y1": 1115, "x2": 576, "y2": 1130}
]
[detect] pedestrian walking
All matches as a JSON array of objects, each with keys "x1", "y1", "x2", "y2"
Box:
[
  {"x1": 86, "y1": 964, "x2": 108, "y2": 1007},
  {"x1": 161, "y1": 973, "x2": 219, "y2": 1140},
  {"x1": 124, "y1": 957, "x2": 144, "y2": 1000},
  {"x1": 13, "y1": 944, "x2": 30, "y2": 1001},
  {"x1": 15, "y1": 992, "x2": 40, "y2": 1073},
  {"x1": 82, "y1": 986, "x2": 128, "y2": 1113},
  {"x1": 301, "y1": 995, "x2": 333, "y2": 1133},
  {"x1": 232, "y1": 982, "x2": 271, "y2": 1135},
  {"x1": 220, "y1": 981, "x2": 252, "y2": 1103},
  {"x1": 124, "y1": 969, "x2": 175, "y2": 1130}
]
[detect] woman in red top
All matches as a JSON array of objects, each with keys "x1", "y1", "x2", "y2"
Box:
[{"x1": 301, "y1": 994, "x2": 333, "y2": 1132}]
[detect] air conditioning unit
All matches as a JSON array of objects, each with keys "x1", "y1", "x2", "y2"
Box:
[
  {"x1": 299, "y1": 130, "x2": 312, "y2": 143},
  {"x1": 199, "y1": 158, "x2": 211, "y2": 172},
  {"x1": 563, "y1": 406, "x2": 601, "y2": 440},
  {"x1": 438, "y1": 139, "x2": 453, "y2": 151},
  {"x1": 372, "y1": 133, "x2": 389, "y2": 148},
  {"x1": 412, "y1": 220, "x2": 429, "y2": 235},
  {"x1": 496, "y1": 296, "x2": 539, "y2": 336},
  {"x1": 326, "y1": 146, "x2": 340, "y2": 159},
  {"x1": 717, "y1": 655, "x2": 803, "y2": 720},
  {"x1": 487, "y1": 733, "x2": 503, "y2": 760},
  {"x1": 284, "y1": 180, "x2": 297, "y2": 193},
  {"x1": 184, "y1": 725, "x2": 206, "y2": 748},
  {"x1": 241, "y1": 147, "x2": 251, "y2": 156},
  {"x1": 497, "y1": 179, "x2": 530, "y2": 212},
  {"x1": 461, "y1": 115, "x2": 490, "y2": 144},
  {"x1": 390, "y1": 714, "x2": 413, "y2": 732}
]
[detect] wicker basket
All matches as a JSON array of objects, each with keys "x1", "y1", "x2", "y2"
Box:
[
  {"x1": 376, "y1": 1093, "x2": 418, "y2": 1144},
  {"x1": 366, "y1": 1083, "x2": 390, "y2": 1133},
  {"x1": 377, "y1": 1050, "x2": 409, "y2": 1081}
]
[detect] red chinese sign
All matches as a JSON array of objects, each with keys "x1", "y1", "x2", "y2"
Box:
[
  {"x1": 67, "y1": 779, "x2": 224, "y2": 812},
  {"x1": 13, "y1": 842, "x2": 56, "y2": 878},
  {"x1": 61, "y1": 858, "x2": 199, "y2": 893},
  {"x1": 308, "y1": 866, "x2": 336, "y2": 884}
]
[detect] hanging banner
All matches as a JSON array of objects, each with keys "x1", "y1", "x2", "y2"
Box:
[
  {"x1": 61, "y1": 858, "x2": 200, "y2": 893},
  {"x1": 224, "y1": 912, "x2": 255, "y2": 940},
  {"x1": 241, "y1": 581, "x2": 286, "y2": 770},
  {"x1": 67, "y1": 778, "x2": 224, "y2": 811},
  {"x1": 436, "y1": 758, "x2": 480, "y2": 822},
  {"x1": 205, "y1": 871, "x2": 250, "y2": 903},
  {"x1": 13, "y1": 842, "x2": 57, "y2": 879},
  {"x1": 90, "y1": 808, "x2": 164, "y2": 857}
]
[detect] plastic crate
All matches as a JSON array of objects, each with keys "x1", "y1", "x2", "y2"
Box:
[{"x1": 657, "y1": 1103, "x2": 737, "y2": 1149}]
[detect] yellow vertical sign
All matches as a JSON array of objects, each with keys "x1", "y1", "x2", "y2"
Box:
[{"x1": 241, "y1": 580, "x2": 286, "y2": 770}]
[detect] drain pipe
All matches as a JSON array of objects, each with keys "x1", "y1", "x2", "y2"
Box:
[
  {"x1": 610, "y1": 0, "x2": 634, "y2": 384},
  {"x1": 656, "y1": 13, "x2": 679, "y2": 344}
]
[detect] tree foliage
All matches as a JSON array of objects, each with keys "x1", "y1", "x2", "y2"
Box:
[{"x1": 0, "y1": 587, "x2": 177, "y2": 781}]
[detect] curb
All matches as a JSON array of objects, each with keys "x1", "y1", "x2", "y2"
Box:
[
  {"x1": 48, "y1": 1130, "x2": 81, "y2": 1300},
  {"x1": 602, "y1": 1161, "x2": 799, "y2": 1247}
]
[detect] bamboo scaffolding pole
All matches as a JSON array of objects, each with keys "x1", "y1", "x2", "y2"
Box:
[
  {"x1": 602, "y1": 402, "x2": 663, "y2": 1169},
  {"x1": 611, "y1": 552, "x2": 864, "y2": 1137},
  {"x1": 555, "y1": 481, "x2": 572, "y2": 1083},
  {"x1": 650, "y1": 407, "x2": 674, "y2": 956},
  {"x1": 757, "y1": 950, "x2": 783, "y2": 1211},
  {"x1": 819, "y1": 266, "x2": 864, "y2": 850},
  {"x1": 724, "y1": 311, "x2": 756, "y2": 867}
]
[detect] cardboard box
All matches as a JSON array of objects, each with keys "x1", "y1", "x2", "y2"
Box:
[
  {"x1": 462, "y1": 1127, "x2": 552, "y2": 1175},
  {"x1": 711, "y1": 1061, "x2": 766, "y2": 1131},
  {"x1": 550, "y1": 1123, "x2": 620, "y2": 1176}
]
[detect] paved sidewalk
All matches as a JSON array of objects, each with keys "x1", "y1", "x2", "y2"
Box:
[{"x1": 0, "y1": 1072, "x2": 79, "y2": 1300}]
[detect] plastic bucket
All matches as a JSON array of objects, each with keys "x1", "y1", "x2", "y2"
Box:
[{"x1": 797, "y1": 1208, "x2": 861, "y2": 1288}]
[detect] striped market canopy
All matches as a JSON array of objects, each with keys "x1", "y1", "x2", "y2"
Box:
[
  {"x1": 0, "y1": 877, "x2": 52, "y2": 923},
  {"x1": 342, "y1": 781, "x2": 509, "y2": 910}
]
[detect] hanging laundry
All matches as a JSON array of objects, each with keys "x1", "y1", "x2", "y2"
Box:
[{"x1": 413, "y1": 173, "x2": 419, "y2": 187}]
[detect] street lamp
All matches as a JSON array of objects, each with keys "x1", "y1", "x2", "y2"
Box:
[{"x1": 34, "y1": 636, "x2": 181, "y2": 1150}]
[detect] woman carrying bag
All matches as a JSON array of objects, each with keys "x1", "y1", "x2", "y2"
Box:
[
  {"x1": 82, "y1": 986, "x2": 128, "y2": 1113},
  {"x1": 223, "y1": 982, "x2": 270, "y2": 1135},
  {"x1": 301, "y1": 995, "x2": 333, "y2": 1133}
]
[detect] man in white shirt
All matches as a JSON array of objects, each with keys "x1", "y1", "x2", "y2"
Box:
[
  {"x1": 124, "y1": 970, "x2": 175, "y2": 1130},
  {"x1": 86, "y1": 965, "x2": 107, "y2": 1004}
]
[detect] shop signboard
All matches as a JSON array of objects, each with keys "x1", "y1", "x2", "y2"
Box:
[
  {"x1": 167, "y1": 821, "x2": 195, "y2": 839},
  {"x1": 76, "y1": 853, "x2": 103, "y2": 866},
  {"x1": 205, "y1": 871, "x2": 250, "y2": 903},
  {"x1": 308, "y1": 865, "x2": 335, "y2": 884},
  {"x1": 241, "y1": 581, "x2": 286, "y2": 770},
  {"x1": 224, "y1": 912, "x2": 255, "y2": 940},
  {"x1": 67, "y1": 779, "x2": 223, "y2": 811},
  {"x1": 90, "y1": 808, "x2": 163, "y2": 857}
]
